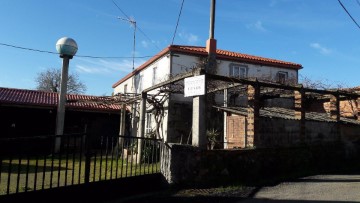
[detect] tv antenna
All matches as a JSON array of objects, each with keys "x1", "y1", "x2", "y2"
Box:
[{"x1": 117, "y1": 16, "x2": 137, "y2": 71}]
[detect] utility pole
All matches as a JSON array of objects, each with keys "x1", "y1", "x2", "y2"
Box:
[
  {"x1": 54, "y1": 37, "x2": 78, "y2": 153},
  {"x1": 192, "y1": 0, "x2": 217, "y2": 149}
]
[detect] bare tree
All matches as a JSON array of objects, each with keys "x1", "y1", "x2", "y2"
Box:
[{"x1": 35, "y1": 68, "x2": 87, "y2": 94}]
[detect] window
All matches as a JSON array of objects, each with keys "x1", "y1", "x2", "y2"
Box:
[
  {"x1": 145, "y1": 113, "x2": 152, "y2": 135},
  {"x1": 124, "y1": 84, "x2": 127, "y2": 94},
  {"x1": 277, "y1": 71, "x2": 288, "y2": 84},
  {"x1": 230, "y1": 64, "x2": 247, "y2": 78},
  {"x1": 152, "y1": 67, "x2": 157, "y2": 86},
  {"x1": 135, "y1": 74, "x2": 143, "y2": 93}
]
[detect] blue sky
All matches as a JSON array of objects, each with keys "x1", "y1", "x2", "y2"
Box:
[{"x1": 0, "y1": 0, "x2": 359, "y2": 96}]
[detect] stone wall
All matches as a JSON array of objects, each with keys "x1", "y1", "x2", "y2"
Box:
[
  {"x1": 161, "y1": 142, "x2": 359, "y2": 185},
  {"x1": 258, "y1": 118, "x2": 340, "y2": 147}
]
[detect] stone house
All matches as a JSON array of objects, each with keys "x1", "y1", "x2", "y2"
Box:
[{"x1": 112, "y1": 45, "x2": 303, "y2": 145}]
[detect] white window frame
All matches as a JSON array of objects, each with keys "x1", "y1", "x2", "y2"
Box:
[
  {"x1": 229, "y1": 64, "x2": 248, "y2": 78},
  {"x1": 145, "y1": 113, "x2": 152, "y2": 134},
  {"x1": 135, "y1": 74, "x2": 143, "y2": 94},
  {"x1": 152, "y1": 67, "x2": 157, "y2": 86}
]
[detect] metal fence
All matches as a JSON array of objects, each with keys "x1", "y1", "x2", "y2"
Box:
[{"x1": 0, "y1": 134, "x2": 162, "y2": 196}]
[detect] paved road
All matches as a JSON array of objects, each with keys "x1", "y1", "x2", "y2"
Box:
[{"x1": 242, "y1": 175, "x2": 360, "y2": 203}]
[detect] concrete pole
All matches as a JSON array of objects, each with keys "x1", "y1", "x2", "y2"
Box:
[
  {"x1": 55, "y1": 56, "x2": 70, "y2": 153},
  {"x1": 191, "y1": 0, "x2": 217, "y2": 149}
]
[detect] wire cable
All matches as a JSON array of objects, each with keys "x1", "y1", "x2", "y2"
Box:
[
  {"x1": 0, "y1": 42, "x2": 154, "y2": 59},
  {"x1": 112, "y1": 0, "x2": 161, "y2": 50},
  {"x1": 112, "y1": 0, "x2": 131, "y2": 21},
  {"x1": 0, "y1": 42, "x2": 58, "y2": 55},
  {"x1": 171, "y1": 0, "x2": 185, "y2": 45},
  {"x1": 338, "y1": 0, "x2": 360, "y2": 29}
]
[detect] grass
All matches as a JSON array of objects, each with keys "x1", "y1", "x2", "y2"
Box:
[{"x1": 0, "y1": 155, "x2": 160, "y2": 195}]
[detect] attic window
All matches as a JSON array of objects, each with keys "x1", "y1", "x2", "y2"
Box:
[
  {"x1": 229, "y1": 64, "x2": 248, "y2": 78},
  {"x1": 277, "y1": 71, "x2": 288, "y2": 84},
  {"x1": 124, "y1": 84, "x2": 127, "y2": 94}
]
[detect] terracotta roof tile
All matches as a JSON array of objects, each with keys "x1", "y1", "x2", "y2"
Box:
[
  {"x1": 112, "y1": 45, "x2": 303, "y2": 88},
  {"x1": 0, "y1": 87, "x2": 121, "y2": 112}
]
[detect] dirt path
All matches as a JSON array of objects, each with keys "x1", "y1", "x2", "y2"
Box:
[{"x1": 242, "y1": 175, "x2": 360, "y2": 202}]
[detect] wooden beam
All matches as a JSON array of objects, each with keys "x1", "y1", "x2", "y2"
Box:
[
  {"x1": 142, "y1": 71, "x2": 194, "y2": 93},
  {"x1": 206, "y1": 73, "x2": 360, "y2": 98}
]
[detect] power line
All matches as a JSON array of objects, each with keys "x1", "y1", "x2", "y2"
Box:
[
  {"x1": 0, "y1": 42, "x2": 154, "y2": 59},
  {"x1": 112, "y1": 0, "x2": 131, "y2": 21},
  {"x1": 357, "y1": 0, "x2": 360, "y2": 7},
  {"x1": 171, "y1": 0, "x2": 185, "y2": 45},
  {"x1": 0, "y1": 42, "x2": 58, "y2": 55},
  {"x1": 338, "y1": 0, "x2": 360, "y2": 29},
  {"x1": 137, "y1": 27, "x2": 161, "y2": 50}
]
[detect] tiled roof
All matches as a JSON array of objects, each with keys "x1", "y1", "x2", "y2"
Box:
[
  {"x1": 112, "y1": 45, "x2": 303, "y2": 88},
  {"x1": 0, "y1": 87, "x2": 121, "y2": 112},
  {"x1": 171, "y1": 45, "x2": 303, "y2": 69},
  {"x1": 215, "y1": 106, "x2": 360, "y2": 125}
]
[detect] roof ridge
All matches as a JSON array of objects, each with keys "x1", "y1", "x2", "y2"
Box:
[
  {"x1": 0, "y1": 86, "x2": 120, "y2": 111},
  {"x1": 112, "y1": 44, "x2": 303, "y2": 88},
  {"x1": 0, "y1": 87, "x2": 105, "y2": 98}
]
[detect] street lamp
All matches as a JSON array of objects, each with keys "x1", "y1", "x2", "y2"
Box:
[{"x1": 55, "y1": 37, "x2": 78, "y2": 152}]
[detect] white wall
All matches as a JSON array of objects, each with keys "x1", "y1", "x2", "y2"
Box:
[{"x1": 113, "y1": 55, "x2": 171, "y2": 95}]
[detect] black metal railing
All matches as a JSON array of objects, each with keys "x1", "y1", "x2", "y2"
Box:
[{"x1": 0, "y1": 134, "x2": 162, "y2": 196}]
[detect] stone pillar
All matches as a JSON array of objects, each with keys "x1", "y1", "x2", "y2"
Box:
[
  {"x1": 246, "y1": 83, "x2": 260, "y2": 148},
  {"x1": 294, "y1": 88, "x2": 305, "y2": 142},
  {"x1": 119, "y1": 104, "x2": 126, "y2": 136},
  {"x1": 192, "y1": 90, "x2": 207, "y2": 149},
  {"x1": 131, "y1": 102, "x2": 138, "y2": 138},
  {"x1": 330, "y1": 94, "x2": 341, "y2": 140},
  {"x1": 330, "y1": 94, "x2": 340, "y2": 121},
  {"x1": 118, "y1": 103, "x2": 127, "y2": 148},
  {"x1": 223, "y1": 88, "x2": 228, "y2": 149},
  {"x1": 137, "y1": 92, "x2": 147, "y2": 163}
]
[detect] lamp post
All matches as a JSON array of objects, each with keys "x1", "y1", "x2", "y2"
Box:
[{"x1": 54, "y1": 37, "x2": 78, "y2": 153}]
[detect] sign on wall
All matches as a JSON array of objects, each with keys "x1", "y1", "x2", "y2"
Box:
[{"x1": 184, "y1": 75, "x2": 205, "y2": 97}]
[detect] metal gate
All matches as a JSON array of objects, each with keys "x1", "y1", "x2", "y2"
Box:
[{"x1": 0, "y1": 134, "x2": 162, "y2": 196}]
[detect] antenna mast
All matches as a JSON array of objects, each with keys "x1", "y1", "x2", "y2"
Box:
[{"x1": 118, "y1": 17, "x2": 136, "y2": 71}]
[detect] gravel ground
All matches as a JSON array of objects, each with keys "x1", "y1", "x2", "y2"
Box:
[
  {"x1": 242, "y1": 175, "x2": 360, "y2": 202},
  {"x1": 108, "y1": 174, "x2": 360, "y2": 203},
  {"x1": 109, "y1": 186, "x2": 256, "y2": 203}
]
